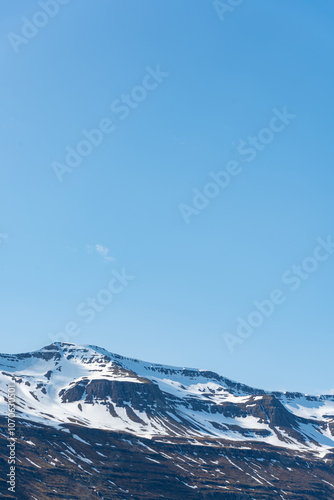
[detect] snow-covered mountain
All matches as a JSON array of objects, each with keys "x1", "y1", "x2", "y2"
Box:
[
  {"x1": 1, "y1": 343, "x2": 334, "y2": 499},
  {"x1": 1, "y1": 342, "x2": 333, "y2": 457}
]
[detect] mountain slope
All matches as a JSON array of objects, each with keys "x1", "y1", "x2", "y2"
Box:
[
  {"x1": 0, "y1": 342, "x2": 333, "y2": 499},
  {"x1": 0, "y1": 342, "x2": 333, "y2": 456}
]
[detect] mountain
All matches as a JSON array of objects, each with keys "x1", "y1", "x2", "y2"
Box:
[{"x1": 0, "y1": 342, "x2": 333, "y2": 499}]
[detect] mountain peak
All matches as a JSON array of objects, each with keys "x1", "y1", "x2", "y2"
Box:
[{"x1": 0, "y1": 343, "x2": 334, "y2": 459}]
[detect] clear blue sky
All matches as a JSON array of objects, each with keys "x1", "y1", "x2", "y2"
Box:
[{"x1": 1, "y1": 0, "x2": 333, "y2": 394}]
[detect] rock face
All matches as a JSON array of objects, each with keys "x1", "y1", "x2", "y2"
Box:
[
  {"x1": 61, "y1": 378, "x2": 166, "y2": 408},
  {"x1": 0, "y1": 342, "x2": 334, "y2": 499}
]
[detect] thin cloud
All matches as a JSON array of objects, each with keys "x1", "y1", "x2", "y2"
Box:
[
  {"x1": 86, "y1": 243, "x2": 114, "y2": 262},
  {"x1": 95, "y1": 244, "x2": 109, "y2": 257}
]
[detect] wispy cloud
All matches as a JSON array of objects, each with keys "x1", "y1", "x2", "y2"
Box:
[{"x1": 86, "y1": 244, "x2": 114, "y2": 262}]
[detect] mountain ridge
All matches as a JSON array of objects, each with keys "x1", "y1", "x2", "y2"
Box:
[
  {"x1": 1, "y1": 342, "x2": 334, "y2": 499},
  {"x1": 0, "y1": 342, "x2": 333, "y2": 457},
  {"x1": 2, "y1": 341, "x2": 333, "y2": 397}
]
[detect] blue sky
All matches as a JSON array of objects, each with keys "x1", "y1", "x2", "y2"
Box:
[{"x1": 1, "y1": 0, "x2": 333, "y2": 394}]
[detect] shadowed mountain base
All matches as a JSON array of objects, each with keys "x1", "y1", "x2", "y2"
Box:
[{"x1": 0, "y1": 417, "x2": 333, "y2": 500}]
